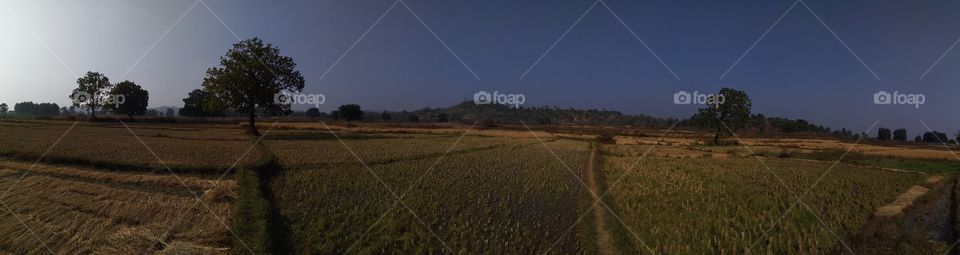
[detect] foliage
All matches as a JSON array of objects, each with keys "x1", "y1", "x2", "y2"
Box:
[
  {"x1": 70, "y1": 71, "x2": 112, "y2": 120},
  {"x1": 103, "y1": 80, "x2": 149, "y2": 118},
  {"x1": 877, "y1": 128, "x2": 891, "y2": 141},
  {"x1": 381, "y1": 111, "x2": 392, "y2": 121},
  {"x1": 893, "y1": 129, "x2": 907, "y2": 141},
  {"x1": 922, "y1": 131, "x2": 949, "y2": 144},
  {"x1": 305, "y1": 107, "x2": 321, "y2": 118},
  {"x1": 596, "y1": 132, "x2": 616, "y2": 144},
  {"x1": 692, "y1": 88, "x2": 752, "y2": 144},
  {"x1": 0, "y1": 103, "x2": 7, "y2": 114},
  {"x1": 12, "y1": 102, "x2": 60, "y2": 116},
  {"x1": 337, "y1": 104, "x2": 363, "y2": 121},
  {"x1": 180, "y1": 89, "x2": 224, "y2": 117},
  {"x1": 202, "y1": 37, "x2": 305, "y2": 135}
]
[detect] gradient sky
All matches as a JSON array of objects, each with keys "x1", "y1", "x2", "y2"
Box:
[{"x1": 1, "y1": 0, "x2": 958, "y2": 136}]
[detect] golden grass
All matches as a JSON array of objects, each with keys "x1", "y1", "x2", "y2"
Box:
[{"x1": 0, "y1": 163, "x2": 234, "y2": 254}]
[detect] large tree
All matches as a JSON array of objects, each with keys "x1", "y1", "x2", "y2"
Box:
[
  {"x1": 70, "y1": 71, "x2": 112, "y2": 121},
  {"x1": 104, "y1": 81, "x2": 149, "y2": 119},
  {"x1": 692, "y1": 88, "x2": 752, "y2": 144},
  {"x1": 202, "y1": 37, "x2": 305, "y2": 136},
  {"x1": 0, "y1": 103, "x2": 7, "y2": 114}
]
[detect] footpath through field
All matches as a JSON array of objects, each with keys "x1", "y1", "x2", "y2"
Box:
[{"x1": 586, "y1": 144, "x2": 615, "y2": 255}]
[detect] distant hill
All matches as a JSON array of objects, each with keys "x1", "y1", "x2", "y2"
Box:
[{"x1": 410, "y1": 101, "x2": 678, "y2": 128}]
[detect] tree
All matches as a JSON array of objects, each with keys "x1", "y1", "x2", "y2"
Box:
[
  {"x1": 13, "y1": 102, "x2": 35, "y2": 114},
  {"x1": 437, "y1": 113, "x2": 449, "y2": 123},
  {"x1": 877, "y1": 128, "x2": 891, "y2": 141},
  {"x1": 201, "y1": 37, "x2": 305, "y2": 136},
  {"x1": 71, "y1": 71, "x2": 112, "y2": 121},
  {"x1": 166, "y1": 108, "x2": 175, "y2": 117},
  {"x1": 305, "y1": 107, "x2": 321, "y2": 118},
  {"x1": 915, "y1": 135, "x2": 923, "y2": 143},
  {"x1": 893, "y1": 129, "x2": 907, "y2": 142},
  {"x1": 691, "y1": 88, "x2": 752, "y2": 144},
  {"x1": 0, "y1": 103, "x2": 7, "y2": 114},
  {"x1": 36, "y1": 103, "x2": 59, "y2": 116},
  {"x1": 180, "y1": 89, "x2": 224, "y2": 117},
  {"x1": 337, "y1": 104, "x2": 363, "y2": 121},
  {"x1": 104, "y1": 81, "x2": 149, "y2": 119}
]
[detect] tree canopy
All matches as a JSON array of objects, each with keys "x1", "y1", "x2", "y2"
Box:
[
  {"x1": 104, "y1": 80, "x2": 149, "y2": 119},
  {"x1": 70, "y1": 71, "x2": 112, "y2": 121},
  {"x1": 692, "y1": 88, "x2": 752, "y2": 144},
  {"x1": 202, "y1": 37, "x2": 304, "y2": 135},
  {"x1": 337, "y1": 104, "x2": 364, "y2": 121}
]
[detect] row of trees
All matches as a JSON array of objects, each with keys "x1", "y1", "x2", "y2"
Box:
[
  {"x1": 68, "y1": 72, "x2": 150, "y2": 120},
  {"x1": 877, "y1": 128, "x2": 958, "y2": 144}
]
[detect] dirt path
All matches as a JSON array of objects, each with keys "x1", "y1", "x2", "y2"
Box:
[
  {"x1": 586, "y1": 145, "x2": 615, "y2": 255},
  {"x1": 848, "y1": 177, "x2": 958, "y2": 254}
]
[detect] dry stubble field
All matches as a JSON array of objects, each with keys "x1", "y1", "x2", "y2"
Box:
[{"x1": 0, "y1": 119, "x2": 949, "y2": 254}]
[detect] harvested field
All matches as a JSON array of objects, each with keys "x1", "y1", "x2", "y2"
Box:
[{"x1": 0, "y1": 160, "x2": 234, "y2": 254}]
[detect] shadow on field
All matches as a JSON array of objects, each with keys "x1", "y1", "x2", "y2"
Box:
[{"x1": 230, "y1": 141, "x2": 294, "y2": 255}]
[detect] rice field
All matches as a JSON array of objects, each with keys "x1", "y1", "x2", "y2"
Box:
[
  {"x1": 600, "y1": 147, "x2": 927, "y2": 254},
  {"x1": 0, "y1": 119, "x2": 946, "y2": 254},
  {"x1": 268, "y1": 135, "x2": 587, "y2": 254},
  {"x1": 0, "y1": 159, "x2": 235, "y2": 254}
]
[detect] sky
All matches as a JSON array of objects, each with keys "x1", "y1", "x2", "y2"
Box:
[{"x1": 1, "y1": 0, "x2": 958, "y2": 136}]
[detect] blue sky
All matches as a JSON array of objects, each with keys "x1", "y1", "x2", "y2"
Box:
[{"x1": 1, "y1": 0, "x2": 958, "y2": 136}]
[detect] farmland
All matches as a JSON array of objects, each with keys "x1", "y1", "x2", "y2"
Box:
[{"x1": 0, "y1": 119, "x2": 955, "y2": 254}]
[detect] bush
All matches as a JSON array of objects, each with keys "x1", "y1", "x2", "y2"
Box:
[{"x1": 596, "y1": 132, "x2": 616, "y2": 144}]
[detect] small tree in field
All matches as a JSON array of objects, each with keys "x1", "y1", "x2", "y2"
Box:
[
  {"x1": 337, "y1": 104, "x2": 363, "y2": 121},
  {"x1": 893, "y1": 129, "x2": 907, "y2": 142},
  {"x1": 104, "y1": 81, "x2": 149, "y2": 119},
  {"x1": 202, "y1": 37, "x2": 305, "y2": 136},
  {"x1": 877, "y1": 128, "x2": 891, "y2": 141},
  {"x1": 70, "y1": 71, "x2": 112, "y2": 121},
  {"x1": 0, "y1": 103, "x2": 7, "y2": 114},
  {"x1": 692, "y1": 88, "x2": 752, "y2": 144}
]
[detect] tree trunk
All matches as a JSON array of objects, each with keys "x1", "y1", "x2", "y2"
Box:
[
  {"x1": 247, "y1": 107, "x2": 260, "y2": 136},
  {"x1": 713, "y1": 130, "x2": 721, "y2": 145},
  {"x1": 89, "y1": 104, "x2": 96, "y2": 122}
]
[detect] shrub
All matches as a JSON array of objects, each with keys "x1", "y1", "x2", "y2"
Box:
[{"x1": 596, "y1": 132, "x2": 616, "y2": 144}]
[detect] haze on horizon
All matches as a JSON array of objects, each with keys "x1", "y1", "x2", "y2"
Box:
[{"x1": 1, "y1": 0, "x2": 958, "y2": 136}]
